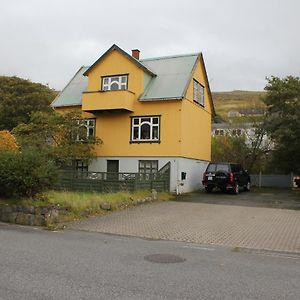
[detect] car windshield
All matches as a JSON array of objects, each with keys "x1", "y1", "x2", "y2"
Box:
[{"x1": 207, "y1": 164, "x2": 230, "y2": 172}]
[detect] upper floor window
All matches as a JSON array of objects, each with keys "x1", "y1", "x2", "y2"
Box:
[
  {"x1": 76, "y1": 119, "x2": 96, "y2": 142},
  {"x1": 102, "y1": 75, "x2": 128, "y2": 91},
  {"x1": 193, "y1": 79, "x2": 204, "y2": 106},
  {"x1": 131, "y1": 116, "x2": 160, "y2": 143}
]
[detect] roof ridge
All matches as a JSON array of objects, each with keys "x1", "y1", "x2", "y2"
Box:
[{"x1": 141, "y1": 52, "x2": 201, "y2": 62}]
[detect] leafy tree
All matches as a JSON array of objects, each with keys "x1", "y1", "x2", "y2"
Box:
[
  {"x1": 0, "y1": 76, "x2": 57, "y2": 131},
  {"x1": 212, "y1": 124, "x2": 273, "y2": 173},
  {"x1": 13, "y1": 110, "x2": 101, "y2": 168},
  {"x1": 212, "y1": 135, "x2": 250, "y2": 167},
  {"x1": 0, "y1": 130, "x2": 18, "y2": 152},
  {"x1": 263, "y1": 76, "x2": 300, "y2": 173}
]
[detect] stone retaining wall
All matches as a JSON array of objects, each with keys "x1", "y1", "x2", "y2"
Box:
[{"x1": 0, "y1": 204, "x2": 59, "y2": 226}]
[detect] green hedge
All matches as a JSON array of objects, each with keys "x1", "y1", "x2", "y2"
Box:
[{"x1": 0, "y1": 151, "x2": 57, "y2": 197}]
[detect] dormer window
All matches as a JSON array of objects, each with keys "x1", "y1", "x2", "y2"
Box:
[{"x1": 102, "y1": 75, "x2": 128, "y2": 91}]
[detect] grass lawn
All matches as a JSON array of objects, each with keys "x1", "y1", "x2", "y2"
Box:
[{"x1": 0, "y1": 190, "x2": 173, "y2": 224}]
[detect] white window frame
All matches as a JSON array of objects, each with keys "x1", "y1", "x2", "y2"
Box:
[
  {"x1": 193, "y1": 79, "x2": 204, "y2": 106},
  {"x1": 131, "y1": 116, "x2": 160, "y2": 142},
  {"x1": 76, "y1": 119, "x2": 96, "y2": 142},
  {"x1": 102, "y1": 75, "x2": 128, "y2": 91}
]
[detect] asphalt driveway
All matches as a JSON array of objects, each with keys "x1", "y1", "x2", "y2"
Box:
[
  {"x1": 69, "y1": 188, "x2": 300, "y2": 253},
  {"x1": 175, "y1": 187, "x2": 300, "y2": 210}
]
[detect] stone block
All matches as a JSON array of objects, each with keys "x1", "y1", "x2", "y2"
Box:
[
  {"x1": 8, "y1": 212, "x2": 18, "y2": 223},
  {"x1": 100, "y1": 203, "x2": 111, "y2": 211},
  {"x1": 0, "y1": 211, "x2": 10, "y2": 222},
  {"x1": 151, "y1": 189, "x2": 158, "y2": 200},
  {"x1": 23, "y1": 206, "x2": 35, "y2": 214},
  {"x1": 33, "y1": 215, "x2": 46, "y2": 226},
  {"x1": 2, "y1": 205, "x2": 12, "y2": 214},
  {"x1": 15, "y1": 212, "x2": 27, "y2": 225}
]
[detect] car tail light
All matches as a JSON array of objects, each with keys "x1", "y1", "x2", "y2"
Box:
[{"x1": 229, "y1": 172, "x2": 234, "y2": 184}]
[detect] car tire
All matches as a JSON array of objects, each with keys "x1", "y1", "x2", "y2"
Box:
[
  {"x1": 244, "y1": 181, "x2": 251, "y2": 192},
  {"x1": 205, "y1": 186, "x2": 213, "y2": 193},
  {"x1": 232, "y1": 183, "x2": 239, "y2": 195}
]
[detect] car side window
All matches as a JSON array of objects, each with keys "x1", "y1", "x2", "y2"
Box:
[{"x1": 231, "y1": 164, "x2": 241, "y2": 173}]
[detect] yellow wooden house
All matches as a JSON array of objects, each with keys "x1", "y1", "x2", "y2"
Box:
[{"x1": 51, "y1": 44, "x2": 215, "y2": 192}]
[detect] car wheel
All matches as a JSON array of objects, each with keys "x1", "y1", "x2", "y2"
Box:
[
  {"x1": 232, "y1": 183, "x2": 239, "y2": 195},
  {"x1": 244, "y1": 181, "x2": 251, "y2": 192},
  {"x1": 205, "y1": 186, "x2": 213, "y2": 193}
]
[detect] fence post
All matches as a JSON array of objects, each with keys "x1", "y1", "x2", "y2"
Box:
[{"x1": 259, "y1": 171, "x2": 262, "y2": 188}]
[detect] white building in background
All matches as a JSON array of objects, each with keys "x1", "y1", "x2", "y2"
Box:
[{"x1": 212, "y1": 123, "x2": 271, "y2": 148}]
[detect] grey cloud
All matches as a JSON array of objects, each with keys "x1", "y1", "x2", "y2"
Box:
[{"x1": 0, "y1": 0, "x2": 299, "y2": 91}]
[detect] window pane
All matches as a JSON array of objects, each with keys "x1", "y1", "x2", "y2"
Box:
[
  {"x1": 152, "y1": 117, "x2": 159, "y2": 124},
  {"x1": 133, "y1": 127, "x2": 139, "y2": 139},
  {"x1": 121, "y1": 76, "x2": 127, "y2": 83},
  {"x1": 103, "y1": 78, "x2": 109, "y2": 84},
  {"x1": 111, "y1": 77, "x2": 119, "y2": 82},
  {"x1": 88, "y1": 127, "x2": 94, "y2": 137},
  {"x1": 152, "y1": 126, "x2": 159, "y2": 139},
  {"x1": 141, "y1": 124, "x2": 150, "y2": 139},
  {"x1": 133, "y1": 118, "x2": 139, "y2": 125},
  {"x1": 110, "y1": 82, "x2": 119, "y2": 90},
  {"x1": 78, "y1": 125, "x2": 87, "y2": 140},
  {"x1": 141, "y1": 118, "x2": 150, "y2": 123}
]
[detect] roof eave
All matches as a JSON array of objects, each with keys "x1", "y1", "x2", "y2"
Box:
[{"x1": 139, "y1": 96, "x2": 184, "y2": 101}]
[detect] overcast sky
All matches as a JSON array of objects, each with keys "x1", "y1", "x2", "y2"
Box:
[{"x1": 0, "y1": 0, "x2": 299, "y2": 91}]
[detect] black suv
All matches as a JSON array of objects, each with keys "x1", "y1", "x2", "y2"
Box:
[{"x1": 202, "y1": 162, "x2": 250, "y2": 194}]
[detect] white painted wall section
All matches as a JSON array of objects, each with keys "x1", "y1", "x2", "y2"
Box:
[{"x1": 89, "y1": 156, "x2": 209, "y2": 193}]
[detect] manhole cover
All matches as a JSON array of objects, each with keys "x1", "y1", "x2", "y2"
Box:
[{"x1": 144, "y1": 254, "x2": 186, "y2": 263}]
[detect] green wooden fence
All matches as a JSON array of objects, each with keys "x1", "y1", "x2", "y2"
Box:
[{"x1": 55, "y1": 162, "x2": 170, "y2": 193}]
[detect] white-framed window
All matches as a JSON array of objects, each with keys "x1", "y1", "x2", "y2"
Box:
[
  {"x1": 193, "y1": 79, "x2": 204, "y2": 106},
  {"x1": 131, "y1": 116, "x2": 160, "y2": 142},
  {"x1": 76, "y1": 119, "x2": 96, "y2": 141},
  {"x1": 102, "y1": 75, "x2": 128, "y2": 91}
]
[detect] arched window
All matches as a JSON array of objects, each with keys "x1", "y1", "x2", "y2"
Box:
[
  {"x1": 102, "y1": 75, "x2": 128, "y2": 91},
  {"x1": 131, "y1": 116, "x2": 160, "y2": 142}
]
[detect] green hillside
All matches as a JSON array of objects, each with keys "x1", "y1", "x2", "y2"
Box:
[{"x1": 211, "y1": 90, "x2": 266, "y2": 122}]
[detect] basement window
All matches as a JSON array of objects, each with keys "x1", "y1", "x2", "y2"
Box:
[{"x1": 102, "y1": 75, "x2": 128, "y2": 91}]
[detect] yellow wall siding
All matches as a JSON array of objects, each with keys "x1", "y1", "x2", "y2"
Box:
[
  {"x1": 179, "y1": 58, "x2": 212, "y2": 160},
  {"x1": 94, "y1": 101, "x2": 182, "y2": 157},
  {"x1": 180, "y1": 99, "x2": 211, "y2": 160},
  {"x1": 87, "y1": 50, "x2": 144, "y2": 98},
  {"x1": 185, "y1": 58, "x2": 212, "y2": 114}
]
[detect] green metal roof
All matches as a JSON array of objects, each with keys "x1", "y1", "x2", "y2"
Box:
[
  {"x1": 139, "y1": 53, "x2": 199, "y2": 101},
  {"x1": 51, "y1": 51, "x2": 202, "y2": 107},
  {"x1": 51, "y1": 66, "x2": 88, "y2": 107}
]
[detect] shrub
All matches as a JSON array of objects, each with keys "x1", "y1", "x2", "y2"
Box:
[
  {"x1": 0, "y1": 150, "x2": 57, "y2": 198},
  {"x1": 0, "y1": 130, "x2": 18, "y2": 152}
]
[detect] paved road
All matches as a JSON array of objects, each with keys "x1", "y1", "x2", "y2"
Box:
[
  {"x1": 0, "y1": 223, "x2": 299, "y2": 300},
  {"x1": 70, "y1": 191, "x2": 300, "y2": 253}
]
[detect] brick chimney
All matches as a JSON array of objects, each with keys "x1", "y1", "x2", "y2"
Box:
[{"x1": 131, "y1": 49, "x2": 140, "y2": 60}]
